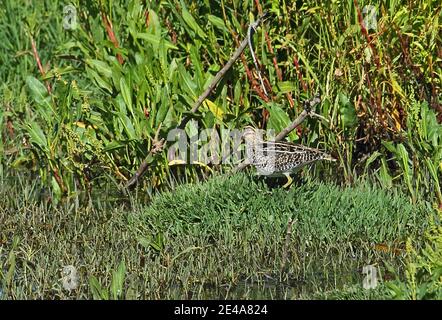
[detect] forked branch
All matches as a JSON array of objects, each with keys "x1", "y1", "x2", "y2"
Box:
[{"x1": 126, "y1": 13, "x2": 269, "y2": 189}]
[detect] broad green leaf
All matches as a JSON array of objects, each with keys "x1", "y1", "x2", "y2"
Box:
[
  {"x1": 389, "y1": 74, "x2": 405, "y2": 99},
  {"x1": 185, "y1": 119, "x2": 199, "y2": 141},
  {"x1": 189, "y1": 45, "x2": 203, "y2": 86},
  {"x1": 338, "y1": 93, "x2": 357, "y2": 128},
  {"x1": 87, "y1": 68, "x2": 113, "y2": 93},
  {"x1": 379, "y1": 157, "x2": 393, "y2": 189},
  {"x1": 364, "y1": 151, "x2": 381, "y2": 172},
  {"x1": 26, "y1": 76, "x2": 48, "y2": 104},
  {"x1": 181, "y1": 2, "x2": 206, "y2": 39},
  {"x1": 425, "y1": 158, "x2": 440, "y2": 190},
  {"x1": 51, "y1": 176, "x2": 62, "y2": 204},
  {"x1": 397, "y1": 144, "x2": 410, "y2": 171},
  {"x1": 89, "y1": 276, "x2": 108, "y2": 300},
  {"x1": 146, "y1": 10, "x2": 161, "y2": 36},
  {"x1": 276, "y1": 81, "x2": 297, "y2": 94},
  {"x1": 120, "y1": 114, "x2": 136, "y2": 140},
  {"x1": 267, "y1": 103, "x2": 297, "y2": 141},
  {"x1": 156, "y1": 89, "x2": 170, "y2": 126},
  {"x1": 208, "y1": 14, "x2": 227, "y2": 32},
  {"x1": 27, "y1": 121, "x2": 49, "y2": 152},
  {"x1": 158, "y1": 39, "x2": 168, "y2": 79},
  {"x1": 178, "y1": 63, "x2": 197, "y2": 98},
  {"x1": 26, "y1": 76, "x2": 55, "y2": 123},
  {"x1": 86, "y1": 59, "x2": 112, "y2": 78},
  {"x1": 136, "y1": 33, "x2": 178, "y2": 50},
  {"x1": 204, "y1": 99, "x2": 224, "y2": 122},
  {"x1": 120, "y1": 77, "x2": 133, "y2": 116},
  {"x1": 382, "y1": 141, "x2": 397, "y2": 154},
  {"x1": 103, "y1": 140, "x2": 125, "y2": 152},
  {"x1": 111, "y1": 261, "x2": 126, "y2": 300}
]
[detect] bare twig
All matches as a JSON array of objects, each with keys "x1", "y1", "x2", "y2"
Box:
[
  {"x1": 238, "y1": 46, "x2": 270, "y2": 102},
  {"x1": 126, "y1": 13, "x2": 268, "y2": 188},
  {"x1": 275, "y1": 94, "x2": 321, "y2": 141},
  {"x1": 274, "y1": 110, "x2": 310, "y2": 142},
  {"x1": 178, "y1": 12, "x2": 269, "y2": 130},
  {"x1": 125, "y1": 125, "x2": 164, "y2": 189},
  {"x1": 248, "y1": 22, "x2": 268, "y2": 97}
]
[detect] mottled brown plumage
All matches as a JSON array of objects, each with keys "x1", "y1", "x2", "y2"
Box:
[{"x1": 243, "y1": 126, "x2": 335, "y2": 186}]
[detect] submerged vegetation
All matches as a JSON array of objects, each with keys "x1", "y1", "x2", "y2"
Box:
[
  {"x1": 0, "y1": 0, "x2": 441, "y2": 299},
  {"x1": 0, "y1": 173, "x2": 433, "y2": 299}
]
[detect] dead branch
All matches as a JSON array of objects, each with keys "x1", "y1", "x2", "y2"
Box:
[{"x1": 125, "y1": 13, "x2": 269, "y2": 189}]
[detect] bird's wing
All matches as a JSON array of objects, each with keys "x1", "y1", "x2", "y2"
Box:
[{"x1": 254, "y1": 141, "x2": 326, "y2": 155}]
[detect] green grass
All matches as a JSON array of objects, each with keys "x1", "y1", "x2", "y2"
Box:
[{"x1": 0, "y1": 173, "x2": 431, "y2": 299}]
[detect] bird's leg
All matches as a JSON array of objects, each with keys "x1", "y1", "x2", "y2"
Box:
[{"x1": 282, "y1": 172, "x2": 293, "y2": 189}]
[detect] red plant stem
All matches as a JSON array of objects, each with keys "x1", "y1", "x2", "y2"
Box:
[
  {"x1": 52, "y1": 166, "x2": 66, "y2": 194},
  {"x1": 353, "y1": 0, "x2": 380, "y2": 70},
  {"x1": 231, "y1": 30, "x2": 270, "y2": 102},
  {"x1": 253, "y1": 1, "x2": 274, "y2": 79},
  {"x1": 293, "y1": 56, "x2": 308, "y2": 93},
  {"x1": 30, "y1": 36, "x2": 52, "y2": 94},
  {"x1": 354, "y1": 0, "x2": 387, "y2": 129},
  {"x1": 240, "y1": 53, "x2": 270, "y2": 102},
  {"x1": 266, "y1": 32, "x2": 296, "y2": 108},
  {"x1": 101, "y1": 12, "x2": 124, "y2": 65},
  {"x1": 292, "y1": 55, "x2": 308, "y2": 137},
  {"x1": 254, "y1": 0, "x2": 295, "y2": 108},
  {"x1": 31, "y1": 37, "x2": 45, "y2": 76},
  {"x1": 6, "y1": 118, "x2": 14, "y2": 138}
]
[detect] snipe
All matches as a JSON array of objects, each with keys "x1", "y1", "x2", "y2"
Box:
[{"x1": 243, "y1": 126, "x2": 335, "y2": 187}]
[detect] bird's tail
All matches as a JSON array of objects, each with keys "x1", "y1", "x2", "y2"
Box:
[{"x1": 322, "y1": 153, "x2": 337, "y2": 162}]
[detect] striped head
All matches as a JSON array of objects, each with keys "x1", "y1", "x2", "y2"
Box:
[
  {"x1": 242, "y1": 126, "x2": 257, "y2": 142},
  {"x1": 242, "y1": 126, "x2": 261, "y2": 164}
]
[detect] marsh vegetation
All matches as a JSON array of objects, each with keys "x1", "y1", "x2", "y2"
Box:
[{"x1": 0, "y1": 0, "x2": 441, "y2": 299}]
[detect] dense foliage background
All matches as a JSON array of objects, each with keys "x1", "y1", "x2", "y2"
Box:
[{"x1": 0, "y1": 0, "x2": 440, "y2": 200}]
